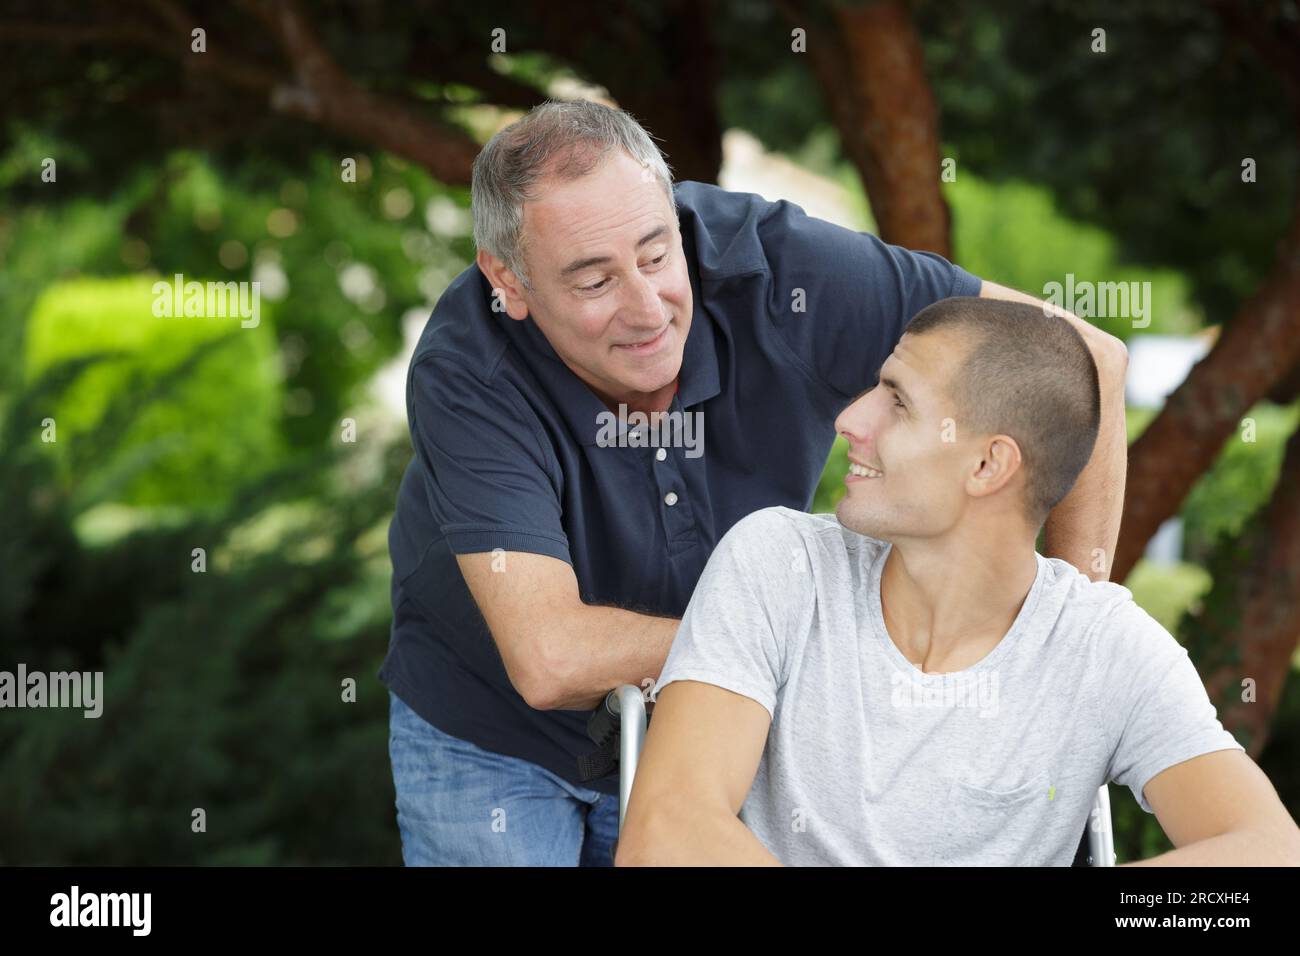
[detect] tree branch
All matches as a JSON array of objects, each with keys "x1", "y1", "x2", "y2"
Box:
[
  {"x1": 239, "y1": 0, "x2": 479, "y2": 183},
  {"x1": 1115, "y1": 3, "x2": 1300, "y2": 578}
]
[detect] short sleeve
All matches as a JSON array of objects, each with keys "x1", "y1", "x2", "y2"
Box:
[
  {"x1": 1100, "y1": 602, "x2": 1245, "y2": 814},
  {"x1": 758, "y1": 197, "x2": 983, "y2": 399},
  {"x1": 654, "y1": 508, "x2": 812, "y2": 719},
  {"x1": 408, "y1": 353, "x2": 571, "y2": 563}
]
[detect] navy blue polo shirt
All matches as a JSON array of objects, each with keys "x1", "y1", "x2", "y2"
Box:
[{"x1": 380, "y1": 180, "x2": 982, "y2": 794}]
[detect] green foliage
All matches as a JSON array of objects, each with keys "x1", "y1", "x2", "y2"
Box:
[
  {"x1": 0, "y1": 470, "x2": 404, "y2": 864},
  {"x1": 1123, "y1": 560, "x2": 1213, "y2": 634},
  {"x1": 1179, "y1": 404, "x2": 1300, "y2": 562},
  {"x1": 0, "y1": 112, "x2": 484, "y2": 862},
  {"x1": 0, "y1": 353, "x2": 408, "y2": 864},
  {"x1": 0, "y1": 192, "x2": 138, "y2": 395},
  {"x1": 141, "y1": 150, "x2": 472, "y2": 449},
  {"x1": 947, "y1": 175, "x2": 1197, "y2": 340},
  {"x1": 778, "y1": 145, "x2": 1198, "y2": 341},
  {"x1": 917, "y1": 0, "x2": 1298, "y2": 320},
  {"x1": 813, "y1": 436, "x2": 849, "y2": 515},
  {"x1": 3, "y1": 147, "x2": 474, "y2": 459},
  {"x1": 25, "y1": 276, "x2": 283, "y2": 508}
]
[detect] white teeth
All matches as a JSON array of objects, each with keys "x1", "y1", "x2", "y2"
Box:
[{"x1": 848, "y1": 462, "x2": 883, "y2": 478}]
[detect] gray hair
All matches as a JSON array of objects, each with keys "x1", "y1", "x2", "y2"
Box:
[{"x1": 471, "y1": 99, "x2": 676, "y2": 290}]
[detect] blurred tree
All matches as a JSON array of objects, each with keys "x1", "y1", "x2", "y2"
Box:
[
  {"x1": 0, "y1": 354, "x2": 406, "y2": 864},
  {"x1": 25, "y1": 276, "x2": 283, "y2": 507},
  {"x1": 774, "y1": 0, "x2": 953, "y2": 255}
]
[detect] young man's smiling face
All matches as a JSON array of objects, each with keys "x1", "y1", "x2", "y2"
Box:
[
  {"x1": 834, "y1": 327, "x2": 1023, "y2": 542},
  {"x1": 480, "y1": 148, "x2": 693, "y2": 410}
]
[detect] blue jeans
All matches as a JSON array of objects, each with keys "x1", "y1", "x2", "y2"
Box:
[{"x1": 387, "y1": 689, "x2": 621, "y2": 866}]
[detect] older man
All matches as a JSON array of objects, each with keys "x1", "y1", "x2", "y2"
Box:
[{"x1": 380, "y1": 99, "x2": 1128, "y2": 866}]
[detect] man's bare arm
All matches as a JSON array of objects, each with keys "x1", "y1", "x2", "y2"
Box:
[
  {"x1": 1121, "y1": 749, "x2": 1300, "y2": 866},
  {"x1": 455, "y1": 550, "x2": 678, "y2": 711},
  {"x1": 614, "y1": 679, "x2": 782, "y2": 866},
  {"x1": 979, "y1": 279, "x2": 1129, "y2": 581}
]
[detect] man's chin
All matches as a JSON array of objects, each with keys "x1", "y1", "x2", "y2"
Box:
[
  {"x1": 835, "y1": 503, "x2": 882, "y2": 539},
  {"x1": 617, "y1": 355, "x2": 682, "y2": 397}
]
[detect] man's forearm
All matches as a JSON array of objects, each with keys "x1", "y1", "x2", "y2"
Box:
[
  {"x1": 540, "y1": 603, "x2": 680, "y2": 710},
  {"x1": 1122, "y1": 828, "x2": 1300, "y2": 866},
  {"x1": 1042, "y1": 340, "x2": 1127, "y2": 581},
  {"x1": 616, "y1": 803, "x2": 783, "y2": 866}
]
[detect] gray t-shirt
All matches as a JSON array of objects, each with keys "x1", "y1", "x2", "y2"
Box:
[{"x1": 654, "y1": 506, "x2": 1244, "y2": 866}]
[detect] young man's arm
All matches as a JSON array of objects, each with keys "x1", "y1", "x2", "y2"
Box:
[
  {"x1": 978, "y1": 280, "x2": 1129, "y2": 581},
  {"x1": 1123, "y1": 749, "x2": 1300, "y2": 866},
  {"x1": 613, "y1": 507, "x2": 805, "y2": 865},
  {"x1": 614, "y1": 679, "x2": 782, "y2": 866},
  {"x1": 1103, "y1": 599, "x2": 1299, "y2": 866}
]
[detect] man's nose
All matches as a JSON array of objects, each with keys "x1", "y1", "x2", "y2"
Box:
[
  {"x1": 835, "y1": 399, "x2": 876, "y2": 449},
  {"x1": 622, "y1": 271, "x2": 664, "y2": 328}
]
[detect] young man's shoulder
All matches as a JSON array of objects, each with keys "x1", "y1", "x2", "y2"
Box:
[
  {"x1": 1037, "y1": 554, "x2": 1173, "y2": 650},
  {"x1": 725, "y1": 507, "x2": 888, "y2": 565},
  {"x1": 729, "y1": 505, "x2": 838, "y2": 538}
]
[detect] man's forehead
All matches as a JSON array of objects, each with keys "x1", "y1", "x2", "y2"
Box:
[
  {"x1": 883, "y1": 331, "x2": 962, "y2": 398},
  {"x1": 524, "y1": 157, "x2": 670, "y2": 246}
]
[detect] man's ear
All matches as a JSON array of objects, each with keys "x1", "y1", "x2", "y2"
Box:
[
  {"x1": 967, "y1": 435, "x2": 1024, "y2": 499},
  {"x1": 476, "y1": 249, "x2": 530, "y2": 321}
]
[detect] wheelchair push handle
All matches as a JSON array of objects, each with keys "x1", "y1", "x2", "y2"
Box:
[{"x1": 608, "y1": 684, "x2": 648, "y2": 833}]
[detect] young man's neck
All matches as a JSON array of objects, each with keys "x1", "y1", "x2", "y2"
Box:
[{"x1": 879, "y1": 526, "x2": 1039, "y2": 674}]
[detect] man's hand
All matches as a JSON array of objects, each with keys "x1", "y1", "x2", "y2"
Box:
[{"x1": 979, "y1": 280, "x2": 1129, "y2": 581}]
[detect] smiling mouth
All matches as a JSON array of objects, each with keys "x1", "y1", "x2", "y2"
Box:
[
  {"x1": 847, "y1": 462, "x2": 884, "y2": 478},
  {"x1": 615, "y1": 321, "x2": 671, "y2": 351}
]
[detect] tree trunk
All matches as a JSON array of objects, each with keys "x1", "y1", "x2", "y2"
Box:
[
  {"x1": 781, "y1": 0, "x2": 952, "y2": 255},
  {"x1": 534, "y1": 0, "x2": 724, "y2": 184},
  {"x1": 1186, "y1": 423, "x2": 1300, "y2": 756},
  {"x1": 1114, "y1": 191, "x2": 1300, "y2": 581}
]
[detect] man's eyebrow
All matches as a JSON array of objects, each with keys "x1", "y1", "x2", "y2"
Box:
[
  {"x1": 850, "y1": 369, "x2": 882, "y2": 403},
  {"x1": 880, "y1": 375, "x2": 913, "y2": 405},
  {"x1": 559, "y1": 224, "x2": 670, "y2": 277}
]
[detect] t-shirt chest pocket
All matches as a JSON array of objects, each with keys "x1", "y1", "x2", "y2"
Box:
[{"x1": 936, "y1": 768, "x2": 1056, "y2": 866}]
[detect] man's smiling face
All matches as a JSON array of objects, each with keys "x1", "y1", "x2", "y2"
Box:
[
  {"x1": 495, "y1": 148, "x2": 693, "y2": 408},
  {"x1": 834, "y1": 329, "x2": 982, "y2": 541}
]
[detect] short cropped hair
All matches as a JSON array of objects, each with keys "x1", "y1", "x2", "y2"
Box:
[
  {"x1": 904, "y1": 297, "x2": 1101, "y2": 525},
  {"x1": 471, "y1": 98, "x2": 676, "y2": 290}
]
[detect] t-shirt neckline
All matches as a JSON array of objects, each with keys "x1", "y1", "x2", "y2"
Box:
[{"x1": 866, "y1": 542, "x2": 1047, "y2": 679}]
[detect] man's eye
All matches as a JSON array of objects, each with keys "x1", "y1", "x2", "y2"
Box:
[
  {"x1": 582, "y1": 254, "x2": 664, "y2": 292},
  {"x1": 893, "y1": 397, "x2": 906, "y2": 409}
]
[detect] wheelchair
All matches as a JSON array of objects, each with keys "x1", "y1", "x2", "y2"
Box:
[{"x1": 582, "y1": 684, "x2": 1116, "y2": 866}]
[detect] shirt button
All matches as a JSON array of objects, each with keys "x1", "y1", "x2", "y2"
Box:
[
  {"x1": 655, "y1": 447, "x2": 667, "y2": 462},
  {"x1": 664, "y1": 491, "x2": 678, "y2": 506}
]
